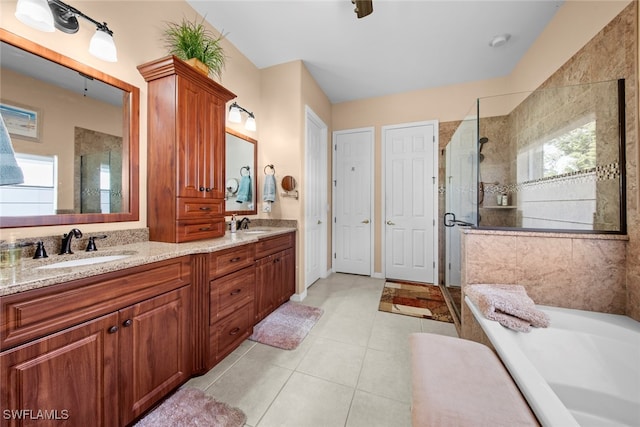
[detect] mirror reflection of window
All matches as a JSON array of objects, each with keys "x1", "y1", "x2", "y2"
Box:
[
  {"x1": 100, "y1": 163, "x2": 111, "y2": 213},
  {"x1": 0, "y1": 153, "x2": 57, "y2": 216}
]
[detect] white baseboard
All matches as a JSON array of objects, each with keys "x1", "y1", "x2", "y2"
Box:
[
  {"x1": 372, "y1": 272, "x2": 384, "y2": 279},
  {"x1": 290, "y1": 290, "x2": 308, "y2": 302}
]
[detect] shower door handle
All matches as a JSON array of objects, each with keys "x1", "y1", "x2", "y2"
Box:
[{"x1": 444, "y1": 212, "x2": 474, "y2": 228}]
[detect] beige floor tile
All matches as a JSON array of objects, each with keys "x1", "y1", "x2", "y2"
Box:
[
  {"x1": 243, "y1": 334, "x2": 317, "y2": 370},
  {"x1": 368, "y1": 311, "x2": 422, "y2": 354},
  {"x1": 346, "y1": 390, "x2": 412, "y2": 427},
  {"x1": 296, "y1": 336, "x2": 366, "y2": 387},
  {"x1": 309, "y1": 310, "x2": 373, "y2": 347},
  {"x1": 357, "y1": 348, "x2": 412, "y2": 403},
  {"x1": 421, "y1": 318, "x2": 459, "y2": 336},
  {"x1": 204, "y1": 356, "x2": 293, "y2": 426},
  {"x1": 184, "y1": 340, "x2": 256, "y2": 390},
  {"x1": 257, "y1": 372, "x2": 354, "y2": 427}
]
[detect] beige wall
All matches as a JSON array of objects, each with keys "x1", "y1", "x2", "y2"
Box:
[{"x1": 1, "y1": 1, "x2": 636, "y2": 304}]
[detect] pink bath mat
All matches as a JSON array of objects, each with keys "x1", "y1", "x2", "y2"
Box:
[{"x1": 249, "y1": 302, "x2": 324, "y2": 350}]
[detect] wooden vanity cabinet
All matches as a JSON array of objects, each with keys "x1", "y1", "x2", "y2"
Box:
[
  {"x1": 138, "y1": 56, "x2": 236, "y2": 243},
  {"x1": 255, "y1": 233, "x2": 296, "y2": 322},
  {"x1": 207, "y1": 245, "x2": 256, "y2": 369},
  {"x1": 0, "y1": 258, "x2": 192, "y2": 427}
]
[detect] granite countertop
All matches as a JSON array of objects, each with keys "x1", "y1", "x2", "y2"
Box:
[{"x1": 0, "y1": 227, "x2": 295, "y2": 297}]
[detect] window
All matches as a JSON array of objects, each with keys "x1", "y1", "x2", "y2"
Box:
[{"x1": 0, "y1": 153, "x2": 57, "y2": 216}]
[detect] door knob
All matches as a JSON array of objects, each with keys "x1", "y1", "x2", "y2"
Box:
[
  {"x1": 361, "y1": 219, "x2": 370, "y2": 224},
  {"x1": 317, "y1": 220, "x2": 322, "y2": 225},
  {"x1": 386, "y1": 220, "x2": 395, "y2": 225}
]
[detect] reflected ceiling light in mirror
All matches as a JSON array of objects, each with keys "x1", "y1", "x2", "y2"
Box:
[
  {"x1": 14, "y1": 0, "x2": 117, "y2": 62},
  {"x1": 228, "y1": 102, "x2": 257, "y2": 131}
]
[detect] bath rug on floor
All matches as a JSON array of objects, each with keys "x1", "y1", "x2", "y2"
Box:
[
  {"x1": 378, "y1": 281, "x2": 454, "y2": 323},
  {"x1": 134, "y1": 387, "x2": 246, "y2": 427},
  {"x1": 250, "y1": 301, "x2": 324, "y2": 350}
]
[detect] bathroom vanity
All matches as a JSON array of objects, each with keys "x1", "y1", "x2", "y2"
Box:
[{"x1": 0, "y1": 228, "x2": 295, "y2": 426}]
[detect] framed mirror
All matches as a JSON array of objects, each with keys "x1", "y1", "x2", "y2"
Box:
[
  {"x1": 225, "y1": 128, "x2": 257, "y2": 215},
  {"x1": 0, "y1": 29, "x2": 139, "y2": 228}
]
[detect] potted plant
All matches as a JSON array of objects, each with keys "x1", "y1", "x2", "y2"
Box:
[{"x1": 163, "y1": 16, "x2": 226, "y2": 79}]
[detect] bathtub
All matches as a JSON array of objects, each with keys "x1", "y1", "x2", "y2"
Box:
[{"x1": 466, "y1": 296, "x2": 640, "y2": 427}]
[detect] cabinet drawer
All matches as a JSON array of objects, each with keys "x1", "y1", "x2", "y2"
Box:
[
  {"x1": 210, "y1": 266, "x2": 255, "y2": 324},
  {"x1": 210, "y1": 304, "x2": 253, "y2": 363},
  {"x1": 254, "y1": 232, "x2": 294, "y2": 259},
  {"x1": 177, "y1": 198, "x2": 224, "y2": 219},
  {"x1": 1, "y1": 257, "x2": 191, "y2": 351},
  {"x1": 210, "y1": 244, "x2": 255, "y2": 278},
  {"x1": 176, "y1": 218, "x2": 225, "y2": 242}
]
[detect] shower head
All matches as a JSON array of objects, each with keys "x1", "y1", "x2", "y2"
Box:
[{"x1": 478, "y1": 137, "x2": 489, "y2": 153}]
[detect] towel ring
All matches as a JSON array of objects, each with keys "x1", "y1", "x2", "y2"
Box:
[
  {"x1": 264, "y1": 164, "x2": 275, "y2": 175},
  {"x1": 240, "y1": 166, "x2": 250, "y2": 176}
]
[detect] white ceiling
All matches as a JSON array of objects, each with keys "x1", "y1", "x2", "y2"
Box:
[{"x1": 187, "y1": 0, "x2": 564, "y2": 104}]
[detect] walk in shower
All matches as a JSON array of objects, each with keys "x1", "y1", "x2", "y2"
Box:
[{"x1": 443, "y1": 79, "x2": 627, "y2": 316}]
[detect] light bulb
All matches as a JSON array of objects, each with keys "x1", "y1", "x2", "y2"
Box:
[
  {"x1": 245, "y1": 116, "x2": 256, "y2": 132},
  {"x1": 89, "y1": 28, "x2": 117, "y2": 62},
  {"x1": 228, "y1": 106, "x2": 242, "y2": 123},
  {"x1": 15, "y1": 0, "x2": 55, "y2": 32}
]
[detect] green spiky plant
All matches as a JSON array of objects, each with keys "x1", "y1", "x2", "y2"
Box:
[{"x1": 163, "y1": 16, "x2": 226, "y2": 79}]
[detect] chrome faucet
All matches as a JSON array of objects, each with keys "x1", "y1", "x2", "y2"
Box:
[
  {"x1": 238, "y1": 217, "x2": 251, "y2": 230},
  {"x1": 59, "y1": 228, "x2": 83, "y2": 254}
]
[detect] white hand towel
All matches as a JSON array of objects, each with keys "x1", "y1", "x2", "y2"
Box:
[{"x1": 263, "y1": 174, "x2": 276, "y2": 202}]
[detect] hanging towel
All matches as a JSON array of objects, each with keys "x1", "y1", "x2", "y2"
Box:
[
  {"x1": 0, "y1": 114, "x2": 24, "y2": 186},
  {"x1": 465, "y1": 284, "x2": 550, "y2": 332},
  {"x1": 236, "y1": 175, "x2": 252, "y2": 203},
  {"x1": 263, "y1": 174, "x2": 276, "y2": 202}
]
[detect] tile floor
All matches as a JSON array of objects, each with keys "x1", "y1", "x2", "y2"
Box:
[{"x1": 185, "y1": 273, "x2": 458, "y2": 427}]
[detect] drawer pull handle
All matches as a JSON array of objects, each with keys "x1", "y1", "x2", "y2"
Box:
[
  {"x1": 230, "y1": 289, "x2": 242, "y2": 296},
  {"x1": 199, "y1": 207, "x2": 211, "y2": 211},
  {"x1": 122, "y1": 319, "x2": 133, "y2": 327},
  {"x1": 229, "y1": 327, "x2": 241, "y2": 335},
  {"x1": 108, "y1": 325, "x2": 119, "y2": 334},
  {"x1": 199, "y1": 227, "x2": 212, "y2": 231},
  {"x1": 230, "y1": 257, "x2": 241, "y2": 262}
]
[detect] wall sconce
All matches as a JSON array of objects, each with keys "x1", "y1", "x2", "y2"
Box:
[
  {"x1": 228, "y1": 102, "x2": 257, "y2": 132},
  {"x1": 15, "y1": 0, "x2": 117, "y2": 62}
]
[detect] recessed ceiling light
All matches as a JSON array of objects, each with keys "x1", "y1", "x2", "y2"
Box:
[{"x1": 489, "y1": 34, "x2": 511, "y2": 48}]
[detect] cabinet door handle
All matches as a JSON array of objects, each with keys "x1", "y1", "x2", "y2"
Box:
[
  {"x1": 122, "y1": 319, "x2": 133, "y2": 327},
  {"x1": 108, "y1": 325, "x2": 119, "y2": 334},
  {"x1": 274, "y1": 258, "x2": 281, "y2": 263},
  {"x1": 229, "y1": 327, "x2": 241, "y2": 335},
  {"x1": 199, "y1": 186, "x2": 205, "y2": 192},
  {"x1": 199, "y1": 227, "x2": 212, "y2": 231},
  {"x1": 206, "y1": 187, "x2": 212, "y2": 192},
  {"x1": 230, "y1": 257, "x2": 241, "y2": 262},
  {"x1": 199, "y1": 206, "x2": 211, "y2": 211},
  {"x1": 230, "y1": 289, "x2": 242, "y2": 296}
]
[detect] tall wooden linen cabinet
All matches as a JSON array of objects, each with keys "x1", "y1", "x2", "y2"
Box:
[{"x1": 138, "y1": 56, "x2": 236, "y2": 242}]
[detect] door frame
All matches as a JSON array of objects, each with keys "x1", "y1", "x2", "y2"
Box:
[
  {"x1": 381, "y1": 120, "x2": 439, "y2": 282},
  {"x1": 304, "y1": 105, "x2": 328, "y2": 290},
  {"x1": 331, "y1": 127, "x2": 375, "y2": 277}
]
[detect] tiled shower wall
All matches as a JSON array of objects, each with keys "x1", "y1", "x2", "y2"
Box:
[{"x1": 453, "y1": 2, "x2": 640, "y2": 333}]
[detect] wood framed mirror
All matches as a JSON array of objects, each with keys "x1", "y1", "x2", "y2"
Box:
[
  {"x1": 0, "y1": 29, "x2": 139, "y2": 228},
  {"x1": 225, "y1": 128, "x2": 257, "y2": 215}
]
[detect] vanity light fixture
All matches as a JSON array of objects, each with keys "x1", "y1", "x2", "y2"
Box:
[
  {"x1": 14, "y1": 0, "x2": 117, "y2": 62},
  {"x1": 228, "y1": 102, "x2": 257, "y2": 132}
]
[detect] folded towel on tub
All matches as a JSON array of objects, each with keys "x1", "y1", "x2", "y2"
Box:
[
  {"x1": 263, "y1": 174, "x2": 276, "y2": 202},
  {"x1": 466, "y1": 284, "x2": 550, "y2": 332}
]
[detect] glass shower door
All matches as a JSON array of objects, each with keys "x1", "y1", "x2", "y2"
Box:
[{"x1": 445, "y1": 110, "x2": 478, "y2": 288}]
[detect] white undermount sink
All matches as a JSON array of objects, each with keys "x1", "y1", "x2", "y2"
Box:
[{"x1": 37, "y1": 254, "x2": 132, "y2": 269}]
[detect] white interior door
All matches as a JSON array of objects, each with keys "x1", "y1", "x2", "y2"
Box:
[
  {"x1": 383, "y1": 122, "x2": 438, "y2": 283},
  {"x1": 305, "y1": 106, "x2": 328, "y2": 289},
  {"x1": 333, "y1": 128, "x2": 373, "y2": 275}
]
